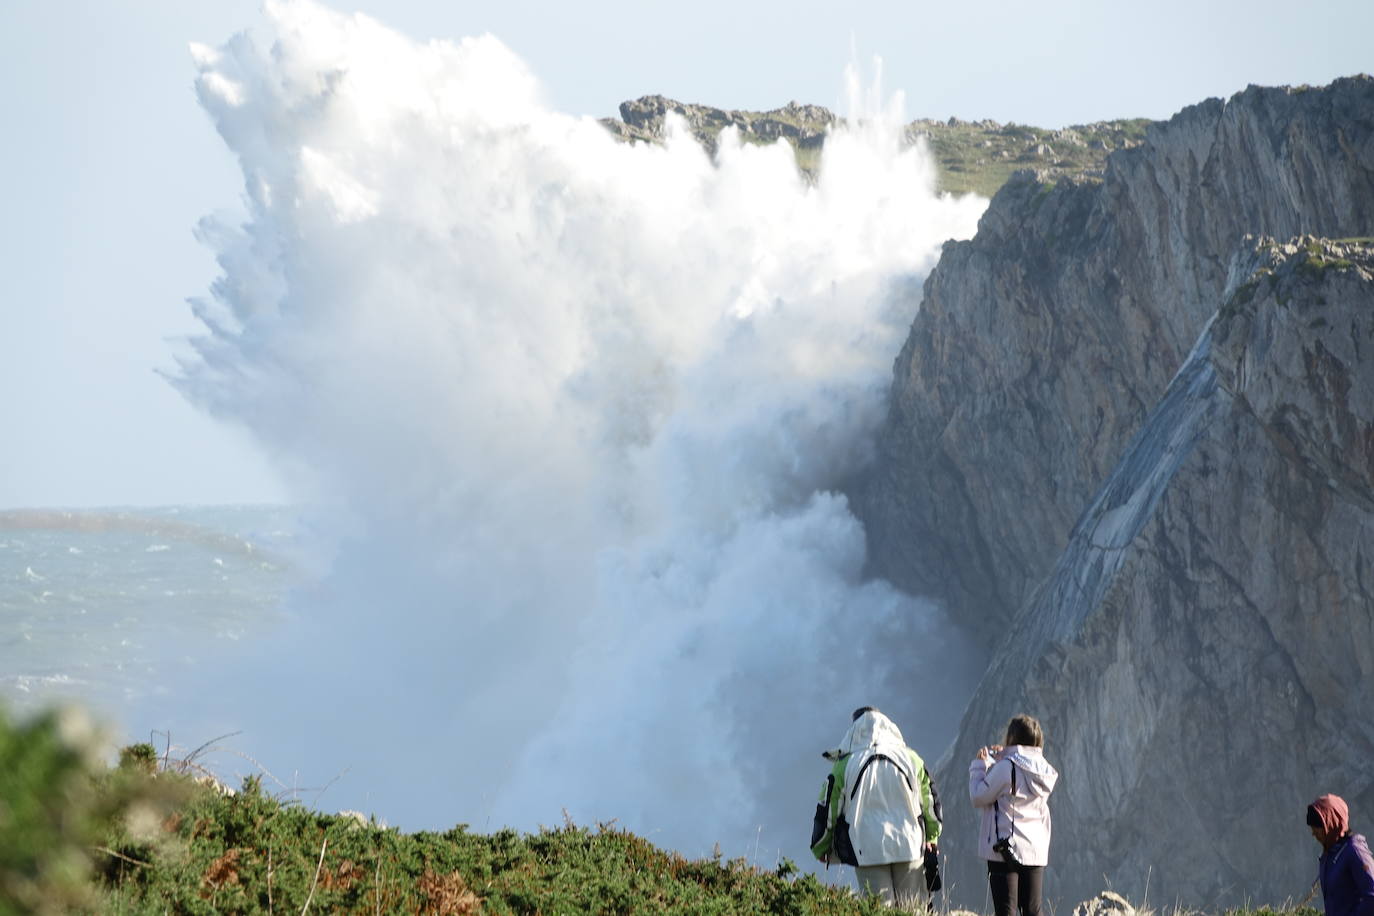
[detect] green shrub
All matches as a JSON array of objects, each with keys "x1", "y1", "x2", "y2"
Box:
[{"x1": 0, "y1": 706, "x2": 107, "y2": 914}]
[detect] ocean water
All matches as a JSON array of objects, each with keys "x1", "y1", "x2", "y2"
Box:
[{"x1": 0, "y1": 505, "x2": 299, "y2": 722}]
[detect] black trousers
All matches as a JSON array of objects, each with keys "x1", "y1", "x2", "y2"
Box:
[{"x1": 987, "y1": 860, "x2": 1044, "y2": 916}]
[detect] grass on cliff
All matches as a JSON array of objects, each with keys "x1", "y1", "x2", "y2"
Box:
[
  {"x1": 912, "y1": 118, "x2": 1152, "y2": 197},
  {"x1": 603, "y1": 97, "x2": 1154, "y2": 198},
  {"x1": 0, "y1": 703, "x2": 883, "y2": 914},
  {"x1": 95, "y1": 768, "x2": 883, "y2": 915},
  {"x1": 731, "y1": 115, "x2": 1153, "y2": 197}
]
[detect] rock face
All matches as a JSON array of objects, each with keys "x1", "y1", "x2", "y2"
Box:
[
  {"x1": 1072, "y1": 891, "x2": 1137, "y2": 916},
  {"x1": 600, "y1": 95, "x2": 833, "y2": 155},
  {"x1": 933, "y1": 237, "x2": 1374, "y2": 907},
  {"x1": 848, "y1": 75, "x2": 1374, "y2": 907},
  {"x1": 856, "y1": 76, "x2": 1374, "y2": 646}
]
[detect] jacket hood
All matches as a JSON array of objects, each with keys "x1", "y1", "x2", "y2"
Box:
[
  {"x1": 1309, "y1": 794, "x2": 1349, "y2": 838},
  {"x1": 823, "y1": 709, "x2": 907, "y2": 759},
  {"x1": 1004, "y1": 745, "x2": 1059, "y2": 795}
]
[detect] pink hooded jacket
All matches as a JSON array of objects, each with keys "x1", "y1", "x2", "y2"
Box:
[{"x1": 969, "y1": 745, "x2": 1059, "y2": 867}]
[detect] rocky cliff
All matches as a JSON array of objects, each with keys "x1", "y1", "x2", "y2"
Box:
[
  {"x1": 856, "y1": 76, "x2": 1374, "y2": 646},
  {"x1": 851, "y1": 75, "x2": 1374, "y2": 907},
  {"x1": 936, "y1": 237, "x2": 1374, "y2": 907}
]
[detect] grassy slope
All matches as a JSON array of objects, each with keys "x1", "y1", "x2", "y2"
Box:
[
  {"x1": 0, "y1": 711, "x2": 877, "y2": 913},
  {"x1": 91, "y1": 772, "x2": 1327, "y2": 915},
  {"x1": 914, "y1": 118, "x2": 1152, "y2": 197},
  {"x1": 95, "y1": 773, "x2": 885, "y2": 915}
]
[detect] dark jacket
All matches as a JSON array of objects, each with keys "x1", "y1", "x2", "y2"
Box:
[{"x1": 1319, "y1": 832, "x2": 1374, "y2": 916}]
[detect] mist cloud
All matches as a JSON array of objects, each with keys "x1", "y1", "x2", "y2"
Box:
[{"x1": 162, "y1": 0, "x2": 988, "y2": 871}]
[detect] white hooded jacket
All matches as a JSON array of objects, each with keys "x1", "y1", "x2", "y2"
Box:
[
  {"x1": 969, "y1": 745, "x2": 1058, "y2": 867},
  {"x1": 833, "y1": 710, "x2": 930, "y2": 866}
]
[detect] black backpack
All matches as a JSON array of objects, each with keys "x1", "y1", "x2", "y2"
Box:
[{"x1": 811, "y1": 771, "x2": 857, "y2": 864}]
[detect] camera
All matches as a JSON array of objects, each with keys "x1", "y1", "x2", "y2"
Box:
[{"x1": 992, "y1": 837, "x2": 1018, "y2": 864}]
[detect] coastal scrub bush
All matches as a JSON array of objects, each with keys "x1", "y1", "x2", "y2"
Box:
[
  {"x1": 97, "y1": 784, "x2": 891, "y2": 914},
  {"x1": 90, "y1": 749, "x2": 889, "y2": 913},
  {"x1": 0, "y1": 704, "x2": 204, "y2": 914},
  {"x1": 0, "y1": 705, "x2": 106, "y2": 913}
]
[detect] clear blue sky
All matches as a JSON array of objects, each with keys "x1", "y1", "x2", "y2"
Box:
[{"x1": 2, "y1": 0, "x2": 1369, "y2": 508}]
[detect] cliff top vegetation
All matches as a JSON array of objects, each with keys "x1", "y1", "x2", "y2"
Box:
[{"x1": 601, "y1": 94, "x2": 1152, "y2": 197}]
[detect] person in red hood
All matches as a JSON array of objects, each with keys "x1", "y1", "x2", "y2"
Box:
[{"x1": 1308, "y1": 794, "x2": 1374, "y2": 916}]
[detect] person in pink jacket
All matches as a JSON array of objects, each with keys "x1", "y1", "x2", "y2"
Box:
[{"x1": 969, "y1": 714, "x2": 1059, "y2": 916}]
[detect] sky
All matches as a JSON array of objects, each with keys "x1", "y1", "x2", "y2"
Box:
[{"x1": 2, "y1": 0, "x2": 1370, "y2": 509}]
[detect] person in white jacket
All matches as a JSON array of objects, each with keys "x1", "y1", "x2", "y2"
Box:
[
  {"x1": 969, "y1": 714, "x2": 1059, "y2": 916},
  {"x1": 811, "y1": 707, "x2": 942, "y2": 911}
]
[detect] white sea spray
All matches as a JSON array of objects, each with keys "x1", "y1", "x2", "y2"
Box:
[{"x1": 166, "y1": 0, "x2": 989, "y2": 868}]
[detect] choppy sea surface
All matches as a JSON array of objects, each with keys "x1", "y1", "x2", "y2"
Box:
[{"x1": 0, "y1": 505, "x2": 299, "y2": 721}]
